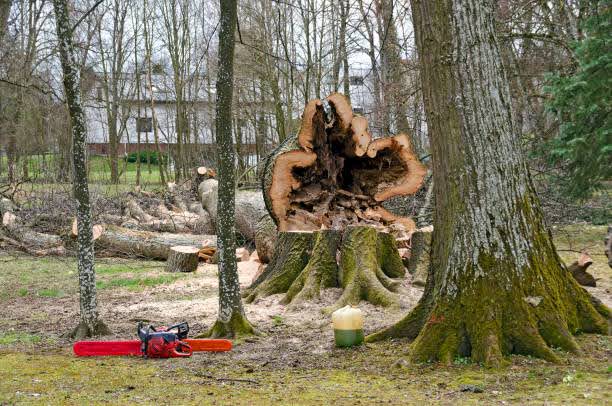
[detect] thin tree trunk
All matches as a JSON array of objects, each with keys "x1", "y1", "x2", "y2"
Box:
[
  {"x1": 367, "y1": 0, "x2": 608, "y2": 366},
  {"x1": 53, "y1": 0, "x2": 110, "y2": 338},
  {"x1": 204, "y1": 0, "x2": 255, "y2": 338}
]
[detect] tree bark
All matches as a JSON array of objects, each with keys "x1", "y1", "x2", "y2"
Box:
[
  {"x1": 0, "y1": 0, "x2": 11, "y2": 41},
  {"x1": 53, "y1": 0, "x2": 110, "y2": 338},
  {"x1": 366, "y1": 0, "x2": 609, "y2": 366},
  {"x1": 204, "y1": 0, "x2": 255, "y2": 339}
]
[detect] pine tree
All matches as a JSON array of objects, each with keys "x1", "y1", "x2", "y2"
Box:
[{"x1": 544, "y1": 2, "x2": 611, "y2": 199}]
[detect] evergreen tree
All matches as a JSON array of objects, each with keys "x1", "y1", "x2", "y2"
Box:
[{"x1": 544, "y1": 2, "x2": 611, "y2": 199}]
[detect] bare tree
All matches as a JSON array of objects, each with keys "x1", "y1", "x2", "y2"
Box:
[
  {"x1": 205, "y1": 0, "x2": 255, "y2": 338},
  {"x1": 53, "y1": 0, "x2": 110, "y2": 338}
]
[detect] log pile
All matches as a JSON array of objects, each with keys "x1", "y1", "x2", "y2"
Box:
[
  {"x1": 1, "y1": 199, "x2": 65, "y2": 256},
  {"x1": 247, "y1": 93, "x2": 427, "y2": 309}
]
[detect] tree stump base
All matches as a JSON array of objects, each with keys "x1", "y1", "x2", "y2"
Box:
[
  {"x1": 243, "y1": 226, "x2": 404, "y2": 311},
  {"x1": 165, "y1": 246, "x2": 199, "y2": 273}
]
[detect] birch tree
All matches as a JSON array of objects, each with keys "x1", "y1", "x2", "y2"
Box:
[
  {"x1": 53, "y1": 0, "x2": 110, "y2": 338},
  {"x1": 205, "y1": 0, "x2": 255, "y2": 338},
  {"x1": 367, "y1": 0, "x2": 608, "y2": 366}
]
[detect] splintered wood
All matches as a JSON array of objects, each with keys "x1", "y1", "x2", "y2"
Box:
[{"x1": 262, "y1": 92, "x2": 426, "y2": 234}]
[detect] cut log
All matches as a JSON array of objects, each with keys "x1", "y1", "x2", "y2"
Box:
[
  {"x1": 71, "y1": 218, "x2": 104, "y2": 241},
  {"x1": 254, "y1": 214, "x2": 277, "y2": 263},
  {"x1": 165, "y1": 246, "x2": 200, "y2": 273},
  {"x1": 198, "y1": 179, "x2": 268, "y2": 241},
  {"x1": 198, "y1": 246, "x2": 217, "y2": 262},
  {"x1": 236, "y1": 247, "x2": 250, "y2": 262},
  {"x1": 125, "y1": 199, "x2": 154, "y2": 223},
  {"x1": 0, "y1": 198, "x2": 16, "y2": 217},
  {"x1": 192, "y1": 166, "x2": 216, "y2": 198},
  {"x1": 96, "y1": 225, "x2": 216, "y2": 259},
  {"x1": 568, "y1": 251, "x2": 596, "y2": 287},
  {"x1": 2, "y1": 211, "x2": 65, "y2": 255}
]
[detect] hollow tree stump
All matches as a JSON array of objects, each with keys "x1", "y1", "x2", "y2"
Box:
[
  {"x1": 250, "y1": 93, "x2": 425, "y2": 309},
  {"x1": 165, "y1": 246, "x2": 200, "y2": 273}
]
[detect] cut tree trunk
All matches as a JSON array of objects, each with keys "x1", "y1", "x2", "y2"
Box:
[
  {"x1": 254, "y1": 214, "x2": 277, "y2": 263},
  {"x1": 244, "y1": 226, "x2": 404, "y2": 312},
  {"x1": 96, "y1": 224, "x2": 216, "y2": 259},
  {"x1": 261, "y1": 93, "x2": 426, "y2": 234},
  {"x1": 165, "y1": 246, "x2": 200, "y2": 273},
  {"x1": 406, "y1": 226, "x2": 433, "y2": 286},
  {"x1": 251, "y1": 92, "x2": 424, "y2": 308},
  {"x1": 192, "y1": 166, "x2": 216, "y2": 198}
]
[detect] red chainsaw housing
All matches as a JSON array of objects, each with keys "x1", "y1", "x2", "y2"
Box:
[{"x1": 73, "y1": 339, "x2": 232, "y2": 357}]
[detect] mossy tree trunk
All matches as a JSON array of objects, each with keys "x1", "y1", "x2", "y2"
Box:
[
  {"x1": 244, "y1": 226, "x2": 402, "y2": 312},
  {"x1": 53, "y1": 0, "x2": 110, "y2": 338},
  {"x1": 366, "y1": 0, "x2": 609, "y2": 366},
  {"x1": 205, "y1": 0, "x2": 254, "y2": 339}
]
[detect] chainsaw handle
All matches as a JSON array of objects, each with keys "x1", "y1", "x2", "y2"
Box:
[{"x1": 172, "y1": 341, "x2": 192, "y2": 358}]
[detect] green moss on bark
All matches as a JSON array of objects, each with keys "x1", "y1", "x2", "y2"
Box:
[
  {"x1": 201, "y1": 311, "x2": 256, "y2": 339},
  {"x1": 326, "y1": 226, "x2": 399, "y2": 313},
  {"x1": 244, "y1": 232, "x2": 313, "y2": 303},
  {"x1": 377, "y1": 232, "x2": 405, "y2": 278},
  {"x1": 281, "y1": 230, "x2": 340, "y2": 305}
]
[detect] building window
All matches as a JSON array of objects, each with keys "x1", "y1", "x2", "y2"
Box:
[
  {"x1": 96, "y1": 86, "x2": 103, "y2": 101},
  {"x1": 349, "y1": 75, "x2": 364, "y2": 86},
  {"x1": 136, "y1": 117, "x2": 153, "y2": 133}
]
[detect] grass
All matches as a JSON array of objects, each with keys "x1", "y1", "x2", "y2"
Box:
[
  {"x1": 0, "y1": 336, "x2": 609, "y2": 405},
  {"x1": 37, "y1": 288, "x2": 63, "y2": 298},
  {"x1": 0, "y1": 332, "x2": 42, "y2": 345},
  {"x1": 96, "y1": 274, "x2": 183, "y2": 291}
]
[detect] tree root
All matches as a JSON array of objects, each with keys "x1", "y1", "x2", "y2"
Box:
[
  {"x1": 324, "y1": 226, "x2": 399, "y2": 313},
  {"x1": 69, "y1": 319, "x2": 111, "y2": 340},
  {"x1": 243, "y1": 232, "x2": 313, "y2": 303},
  {"x1": 244, "y1": 226, "x2": 404, "y2": 310},
  {"x1": 200, "y1": 311, "x2": 257, "y2": 339},
  {"x1": 367, "y1": 266, "x2": 609, "y2": 367},
  {"x1": 281, "y1": 230, "x2": 340, "y2": 305}
]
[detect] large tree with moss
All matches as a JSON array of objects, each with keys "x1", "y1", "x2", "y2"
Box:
[
  {"x1": 366, "y1": 0, "x2": 609, "y2": 365},
  {"x1": 205, "y1": 0, "x2": 255, "y2": 338}
]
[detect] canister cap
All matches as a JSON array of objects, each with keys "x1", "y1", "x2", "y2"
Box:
[{"x1": 331, "y1": 305, "x2": 363, "y2": 330}]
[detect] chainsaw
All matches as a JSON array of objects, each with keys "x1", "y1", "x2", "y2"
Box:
[{"x1": 73, "y1": 322, "x2": 231, "y2": 358}]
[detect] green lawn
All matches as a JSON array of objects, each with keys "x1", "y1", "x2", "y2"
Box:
[{"x1": 0, "y1": 154, "x2": 165, "y2": 193}]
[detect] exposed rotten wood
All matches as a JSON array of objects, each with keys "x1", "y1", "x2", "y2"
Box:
[{"x1": 262, "y1": 93, "x2": 426, "y2": 234}]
